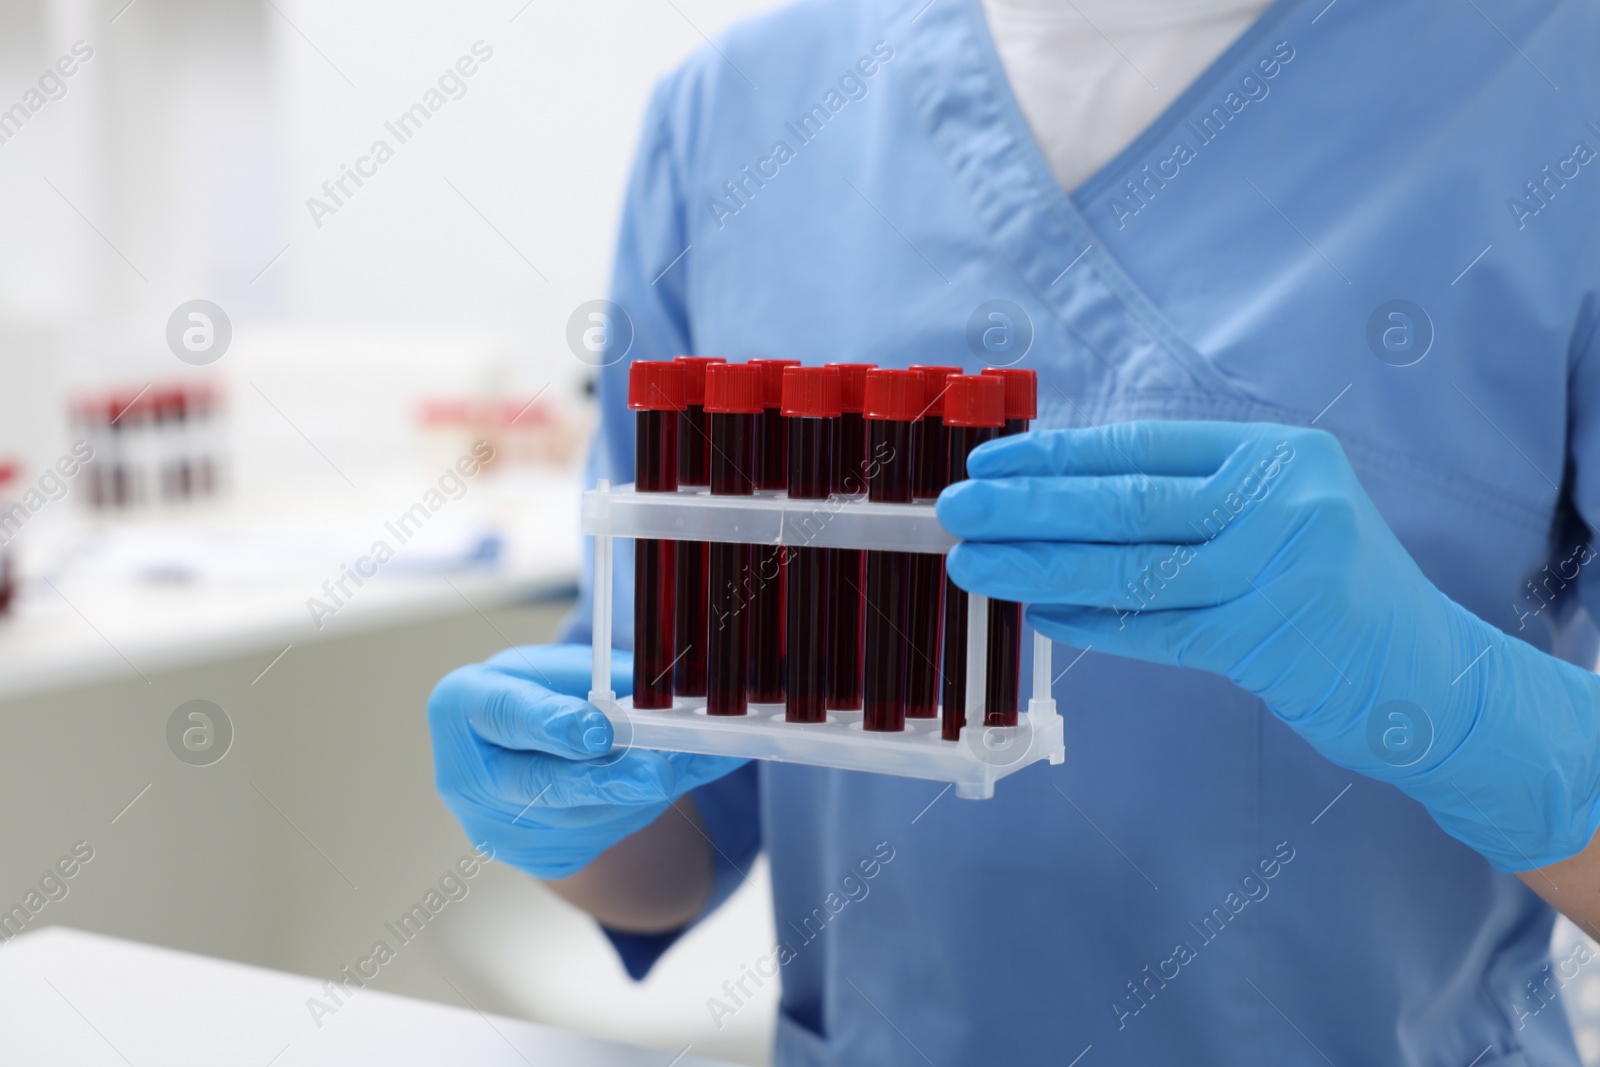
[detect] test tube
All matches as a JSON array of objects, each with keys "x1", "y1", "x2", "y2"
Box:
[
  {"x1": 672, "y1": 356, "x2": 726, "y2": 697},
  {"x1": 703, "y1": 363, "x2": 760, "y2": 715},
  {"x1": 904, "y1": 366, "x2": 962, "y2": 719},
  {"x1": 748, "y1": 359, "x2": 801, "y2": 704},
  {"x1": 195, "y1": 383, "x2": 222, "y2": 497},
  {"x1": 939, "y1": 375, "x2": 1006, "y2": 740},
  {"x1": 0, "y1": 461, "x2": 16, "y2": 615},
  {"x1": 628, "y1": 361, "x2": 686, "y2": 709},
  {"x1": 979, "y1": 368, "x2": 1038, "y2": 726},
  {"x1": 751, "y1": 359, "x2": 801, "y2": 491},
  {"x1": 982, "y1": 367, "x2": 1038, "y2": 438},
  {"x1": 824, "y1": 362, "x2": 875, "y2": 710},
  {"x1": 108, "y1": 392, "x2": 136, "y2": 507},
  {"x1": 781, "y1": 367, "x2": 840, "y2": 723},
  {"x1": 861, "y1": 369, "x2": 923, "y2": 732}
]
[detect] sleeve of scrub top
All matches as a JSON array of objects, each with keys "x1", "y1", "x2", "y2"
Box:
[{"x1": 559, "y1": 75, "x2": 765, "y2": 978}]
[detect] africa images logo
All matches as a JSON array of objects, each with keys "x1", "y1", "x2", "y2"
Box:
[{"x1": 1104, "y1": 40, "x2": 1296, "y2": 230}]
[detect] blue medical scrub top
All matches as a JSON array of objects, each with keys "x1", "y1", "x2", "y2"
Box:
[{"x1": 561, "y1": 0, "x2": 1600, "y2": 1062}]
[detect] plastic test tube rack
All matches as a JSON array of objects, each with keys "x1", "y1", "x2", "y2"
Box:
[{"x1": 582, "y1": 481, "x2": 1064, "y2": 798}]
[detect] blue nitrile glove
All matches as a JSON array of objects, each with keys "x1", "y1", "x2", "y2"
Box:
[
  {"x1": 938, "y1": 422, "x2": 1600, "y2": 872},
  {"x1": 428, "y1": 644, "x2": 746, "y2": 879}
]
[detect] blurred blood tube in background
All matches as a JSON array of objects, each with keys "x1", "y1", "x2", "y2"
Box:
[
  {"x1": 747, "y1": 359, "x2": 800, "y2": 703},
  {"x1": 0, "y1": 461, "x2": 17, "y2": 615},
  {"x1": 978, "y1": 368, "x2": 1037, "y2": 726},
  {"x1": 781, "y1": 367, "x2": 840, "y2": 723},
  {"x1": 627, "y1": 361, "x2": 685, "y2": 709},
  {"x1": 939, "y1": 375, "x2": 1006, "y2": 740},
  {"x1": 824, "y1": 362, "x2": 875, "y2": 710},
  {"x1": 904, "y1": 366, "x2": 961, "y2": 719},
  {"x1": 861, "y1": 369, "x2": 922, "y2": 732},
  {"x1": 672, "y1": 356, "x2": 726, "y2": 697},
  {"x1": 703, "y1": 363, "x2": 760, "y2": 715}
]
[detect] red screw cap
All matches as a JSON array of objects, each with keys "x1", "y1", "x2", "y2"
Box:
[
  {"x1": 111, "y1": 390, "x2": 150, "y2": 424},
  {"x1": 826, "y1": 363, "x2": 877, "y2": 414},
  {"x1": 704, "y1": 363, "x2": 763, "y2": 414},
  {"x1": 862, "y1": 369, "x2": 925, "y2": 422},
  {"x1": 942, "y1": 375, "x2": 1006, "y2": 428},
  {"x1": 751, "y1": 359, "x2": 803, "y2": 410},
  {"x1": 981, "y1": 368, "x2": 1037, "y2": 421},
  {"x1": 908, "y1": 365, "x2": 963, "y2": 419},
  {"x1": 781, "y1": 367, "x2": 842, "y2": 418},
  {"x1": 674, "y1": 355, "x2": 728, "y2": 406},
  {"x1": 628, "y1": 360, "x2": 687, "y2": 411}
]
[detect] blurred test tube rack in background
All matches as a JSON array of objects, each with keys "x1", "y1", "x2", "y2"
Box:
[{"x1": 71, "y1": 383, "x2": 226, "y2": 511}]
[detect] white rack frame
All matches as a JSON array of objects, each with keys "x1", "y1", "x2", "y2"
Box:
[{"x1": 582, "y1": 481, "x2": 1064, "y2": 798}]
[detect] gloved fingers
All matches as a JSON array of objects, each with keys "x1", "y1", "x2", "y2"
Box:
[
  {"x1": 938, "y1": 474, "x2": 1224, "y2": 543},
  {"x1": 477, "y1": 803, "x2": 671, "y2": 880},
  {"x1": 511, "y1": 750, "x2": 745, "y2": 812},
  {"x1": 966, "y1": 422, "x2": 1263, "y2": 479},
  {"x1": 946, "y1": 540, "x2": 1254, "y2": 607},
  {"x1": 486, "y1": 644, "x2": 634, "y2": 698},
  {"x1": 450, "y1": 798, "x2": 671, "y2": 880},
  {"x1": 479, "y1": 745, "x2": 683, "y2": 808},
  {"x1": 1025, "y1": 603, "x2": 1215, "y2": 671},
  {"x1": 658, "y1": 751, "x2": 751, "y2": 796},
  {"x1": 442, "y1": 663, "x2": 614, "y2": 758}
]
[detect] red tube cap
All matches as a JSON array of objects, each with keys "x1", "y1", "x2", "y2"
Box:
[
  {"x1": 674, "y1": 355, "x2": 727, "y2": 406},
  {"x1": 942, "y1": 375, "x2": 1006, "y2": 428},
  {"x1": 862, "y1": 369, "x2": 925, "y2": 422},
  {"x1": 704, "y1": 363, "x2": 763, "y2": 414},
  {"x1": 826, "y1": 362, "x2": 877, "y2": 414},
  {"x1": 909, "y1": 365, "x2": 962, "y2": 418},
  {"x1": 628, "y1": 360, "x2": 687, "y2": 411},
  {"x1": 781, "y1": 367, "x2": 842, "y2": 418},
  {"x1": 981, "y1": 368, "x2": 1038, "y2": 421},
  {"x1": 751, "y1": 359, "x2": 803, "y2": 409}
]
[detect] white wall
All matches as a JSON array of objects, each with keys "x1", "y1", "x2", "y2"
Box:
[{"x1": 0, "y1": 0, "x2": 787, "y2": 479}]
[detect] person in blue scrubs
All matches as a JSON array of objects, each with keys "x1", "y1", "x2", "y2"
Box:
[{"x1": 426, "y1": 0, "x2": 1600, "y2": 1062}]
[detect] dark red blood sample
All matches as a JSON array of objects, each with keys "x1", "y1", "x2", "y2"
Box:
[
  {"x1": 751, "y1": 359, "x2": 801, "y2": 491},
  {"x1": 704, "y1": 364, "x2": 760, "y2": 716},
  {"x1": 672, "y1": 356, "x2": 726, "y2": 697},
  {"x1": 908, "y1": 366, "x2": 961, "y2": 501},
  {"x1": 747, "y1": 359, "x2": 800, "y2": 703},
  {"x1": 824, "y1": 363, "x2": 875, "y2": 710},
  {"x1": 978, "y1": 368, "x2": 1037, "y2": 726},
  {"x1": 903, "y1": 366, "x2": 961, "y2": 719},
  {"x1": 982, "y1": 366, "x2": 1038, "y2": 438},
  {"x1": 861, "y1": 370, "x2": 922, "y2": 732},
  {"x1": 940, "y1": 375, "x2": 1007, "y2": 740},
  {"x1": 628, "y1": 362, "x2": 686, "y2": 709},
  {"x1": 0, "y1": 459, "x2": 16, "y2": 614},
  {"x1": 781, "y1": 367, "x2": 840, "y2": 723}
]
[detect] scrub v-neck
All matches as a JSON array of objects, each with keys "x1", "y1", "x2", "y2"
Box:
[{"x1": 882, "y1": 0, "x2": 1306, "y2": 412}]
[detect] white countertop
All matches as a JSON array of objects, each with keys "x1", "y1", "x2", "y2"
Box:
[
  {"x1": 0, "y1": 927, "x2": 734, "y2": 1066},
  {"x1": 0, "y1": 473, "x2": 584, "y2": 702}
]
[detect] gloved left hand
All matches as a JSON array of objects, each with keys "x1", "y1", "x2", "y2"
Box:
[
  {"x1": 428, "y1": 644, "x2": 746, "y2": 880},
  {"x1": 938, "y1": 420, "x2": 1600, "y2": 872}
]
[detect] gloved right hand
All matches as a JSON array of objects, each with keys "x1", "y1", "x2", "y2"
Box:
[{"x1": 427, "y1": 643, "x2": 746, "y2": 880}]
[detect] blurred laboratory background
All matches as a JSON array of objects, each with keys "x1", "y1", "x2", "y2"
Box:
[{"x1": 0, "y1": 0, "x2": 783, "y2": 1063}]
